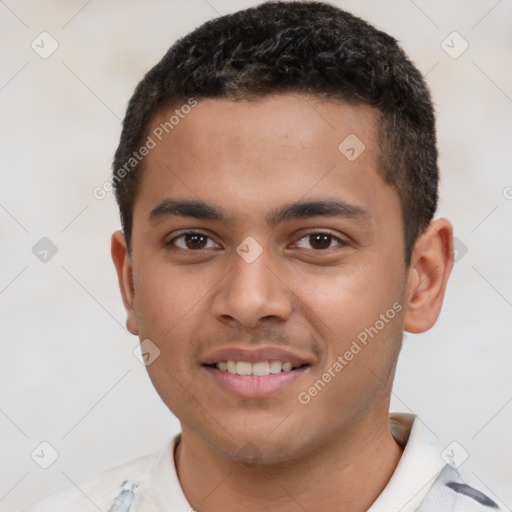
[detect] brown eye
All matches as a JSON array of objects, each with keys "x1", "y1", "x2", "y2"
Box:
[
  {"x1": 184, "y1": 233, "x2": 207, "y2": 249},
  {"x1": 168, "y1": 232, "x2": 219, "y2": 251},
  {"x1": 295, "y1": 232, "x2": 344, "y2": 250},
  {"x1": 309, "y1": 233, "x2": 331, "y2": 249}
]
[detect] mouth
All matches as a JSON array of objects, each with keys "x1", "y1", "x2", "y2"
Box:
[
  {"x1": 201, "y1": 348, "x2": 313, "y2": 398},
  {"x1": 204, "y1": 360, "x2": 309, "y2": 376}
]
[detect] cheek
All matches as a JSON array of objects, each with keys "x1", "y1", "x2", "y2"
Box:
[
  {"x1": 295, "y1": 257, "x2": 404, "y2": 345},
  {"x1": 133, "y1": 259, "x2": 208, "y2": 341},
  {"x1": 133, "y1": 263, "x2": 205, "y2": 407},
  {"x1": 295, "y1": 261, "x2": 405, "y2": 420}
]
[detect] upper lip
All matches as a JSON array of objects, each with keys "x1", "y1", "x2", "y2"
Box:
[{"x1": 201, "y1": 346, "x2": 313, "y2": 366}]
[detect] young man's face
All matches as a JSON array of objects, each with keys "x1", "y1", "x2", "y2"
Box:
[{"x1": 113, "y1": 93, "x2": 419, "y2": 463}]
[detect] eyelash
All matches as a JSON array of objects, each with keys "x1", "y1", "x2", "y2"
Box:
[{"x1": 166, "y1": 230, "x2": 347, "y2": 252}]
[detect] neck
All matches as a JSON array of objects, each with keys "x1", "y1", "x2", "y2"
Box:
[{"x1": 175, "y1": 413, "x2": 404, "y2": 512}]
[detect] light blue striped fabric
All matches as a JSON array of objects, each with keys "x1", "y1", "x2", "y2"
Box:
[{"x1": 416, "y1": 465, "x2": 502, "y2": 511}]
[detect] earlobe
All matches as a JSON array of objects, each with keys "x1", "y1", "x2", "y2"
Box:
[
  {"x1": 111, "y1": 230, "x2": 139, "y2": 335},
  {"x1": 403, "y1": 218, "x2": 454, "y2": 334}
]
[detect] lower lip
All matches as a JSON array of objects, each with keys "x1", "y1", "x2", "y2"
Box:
[{"x1": 203, "y1": 366, "x2": 309, "y2": 398}]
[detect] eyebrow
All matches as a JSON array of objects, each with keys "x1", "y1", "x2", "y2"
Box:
[{"x1": 148, "y1": 198, "x2": 371, "y2": 228}]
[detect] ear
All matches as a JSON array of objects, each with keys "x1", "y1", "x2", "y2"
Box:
[
  {"x1": 404, "y1": 218, "x2": 454, "y2": 334},
  {"x1": 111, "y1": 230, "x2": 139, "y2": 335}
]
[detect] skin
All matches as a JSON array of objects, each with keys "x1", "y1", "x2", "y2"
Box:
[{"x1": 111, "y1": 93, "x2": 453, "y2": 512}]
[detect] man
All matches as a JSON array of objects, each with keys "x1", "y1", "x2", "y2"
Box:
[{"x1": 23, "y1": 1, "x2": 502, "y2": 511}]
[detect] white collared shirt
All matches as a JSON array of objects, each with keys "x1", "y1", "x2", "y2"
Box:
[{"x1": 22, "y1": 413, "x2": 501, "y2": 511}]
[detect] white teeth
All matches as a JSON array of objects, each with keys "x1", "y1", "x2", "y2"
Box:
[
  {"x1": 269, "y1": 360, "x2": 282, "y2": 373},
  {"x1": 252, "y1": 361, "x2": 270, "y2": 376},
  {"x1": 215, "y1": 360, "x2": 299, "y2": 376},
  {"x1": 236, "y1": 361, "x2": 252, "y2": 375}
]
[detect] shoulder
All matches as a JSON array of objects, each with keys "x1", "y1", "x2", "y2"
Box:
[
  {"x1": 21, "y1": 450, "x2": 162, "y2": 512},
  {"x1": 417, "y1": 464, "x2": 504, "y2": 512}
]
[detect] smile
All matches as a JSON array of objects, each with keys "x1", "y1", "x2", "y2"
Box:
[
  {"x1": 203, "y1": 361, "x2": 310, "y2": 398},
  {"x1": 212, "y1": 360, "x2": 305, "y2": 376}
]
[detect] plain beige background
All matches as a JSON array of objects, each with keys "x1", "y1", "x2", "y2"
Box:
[{"x1": 1, "y1": 1, "x2": 511, "y2": 510}]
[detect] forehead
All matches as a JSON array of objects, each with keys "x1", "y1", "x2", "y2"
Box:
[
  {"x1": 133, "y1": 93, "x2": 398, "y2": 231},
  {"x1": 150, "y1": 93, "x2": 378, "y2": 164}
]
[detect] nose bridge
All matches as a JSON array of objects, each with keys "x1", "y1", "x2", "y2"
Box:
[{"x1": 212, "y1": 242, "x2": 292, "y2": 327}]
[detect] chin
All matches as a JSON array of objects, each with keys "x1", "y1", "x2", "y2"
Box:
[{"x1": 208, "y1": 426, "x2": 314, "y2": 467}]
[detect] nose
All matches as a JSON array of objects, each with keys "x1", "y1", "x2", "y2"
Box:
[{"x1": 211, "y1": 246, "x2": 293, "y2": 329}]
